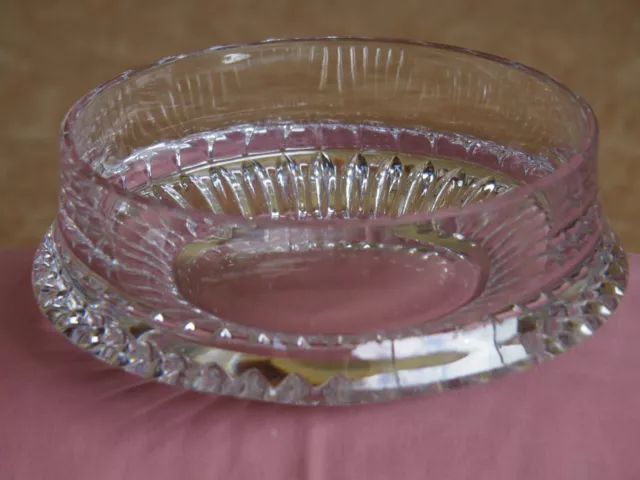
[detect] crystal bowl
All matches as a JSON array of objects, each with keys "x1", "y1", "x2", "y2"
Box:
[{"x1": 32, "y1": 38, "x2": 628, "y2": 405}]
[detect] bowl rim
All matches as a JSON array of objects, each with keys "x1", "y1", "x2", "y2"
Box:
[{"x1": 60, "y1": 36, "x2": 598, "y2": 226}]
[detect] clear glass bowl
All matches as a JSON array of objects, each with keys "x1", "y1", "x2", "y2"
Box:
[{"x1": 32, "y1": 38, "x2": 627, "y2": 405}]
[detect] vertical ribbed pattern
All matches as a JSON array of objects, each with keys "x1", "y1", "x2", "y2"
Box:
[
  {"x1": 276, "y1": 154, "x2": 308, "y2": 219},
  {"x1": 343, "y1": 153, "x2": 370, "y2": 218},
  {"x1": 142, "y1": 151, "x2": 509, "y2": 219}
]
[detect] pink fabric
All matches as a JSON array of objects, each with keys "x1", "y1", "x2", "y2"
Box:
[{"x1": 1, "y1": 249, "x2": 639, "y2": 479}]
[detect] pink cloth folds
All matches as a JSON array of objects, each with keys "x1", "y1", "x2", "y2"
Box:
[{"x1": 0, "y1": 249, "x2": 639, "y2": 479}]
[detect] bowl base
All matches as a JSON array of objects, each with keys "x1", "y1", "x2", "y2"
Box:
[{"x1": 33, "y1": 226, "x2": 627, "y2": 405}]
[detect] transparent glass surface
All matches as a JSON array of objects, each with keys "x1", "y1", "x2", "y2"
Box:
[{"x1": 32, "y1": 38, "x2": 627, "y2": 405}]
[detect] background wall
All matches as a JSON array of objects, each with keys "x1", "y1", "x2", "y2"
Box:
[{"x1": 1, "y1": 0, "x2": 638, "y2": 249}]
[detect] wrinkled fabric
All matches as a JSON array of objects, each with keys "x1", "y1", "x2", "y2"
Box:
[{"x1": 0, "y1": 249, "x2": 638, "y2": 480}]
